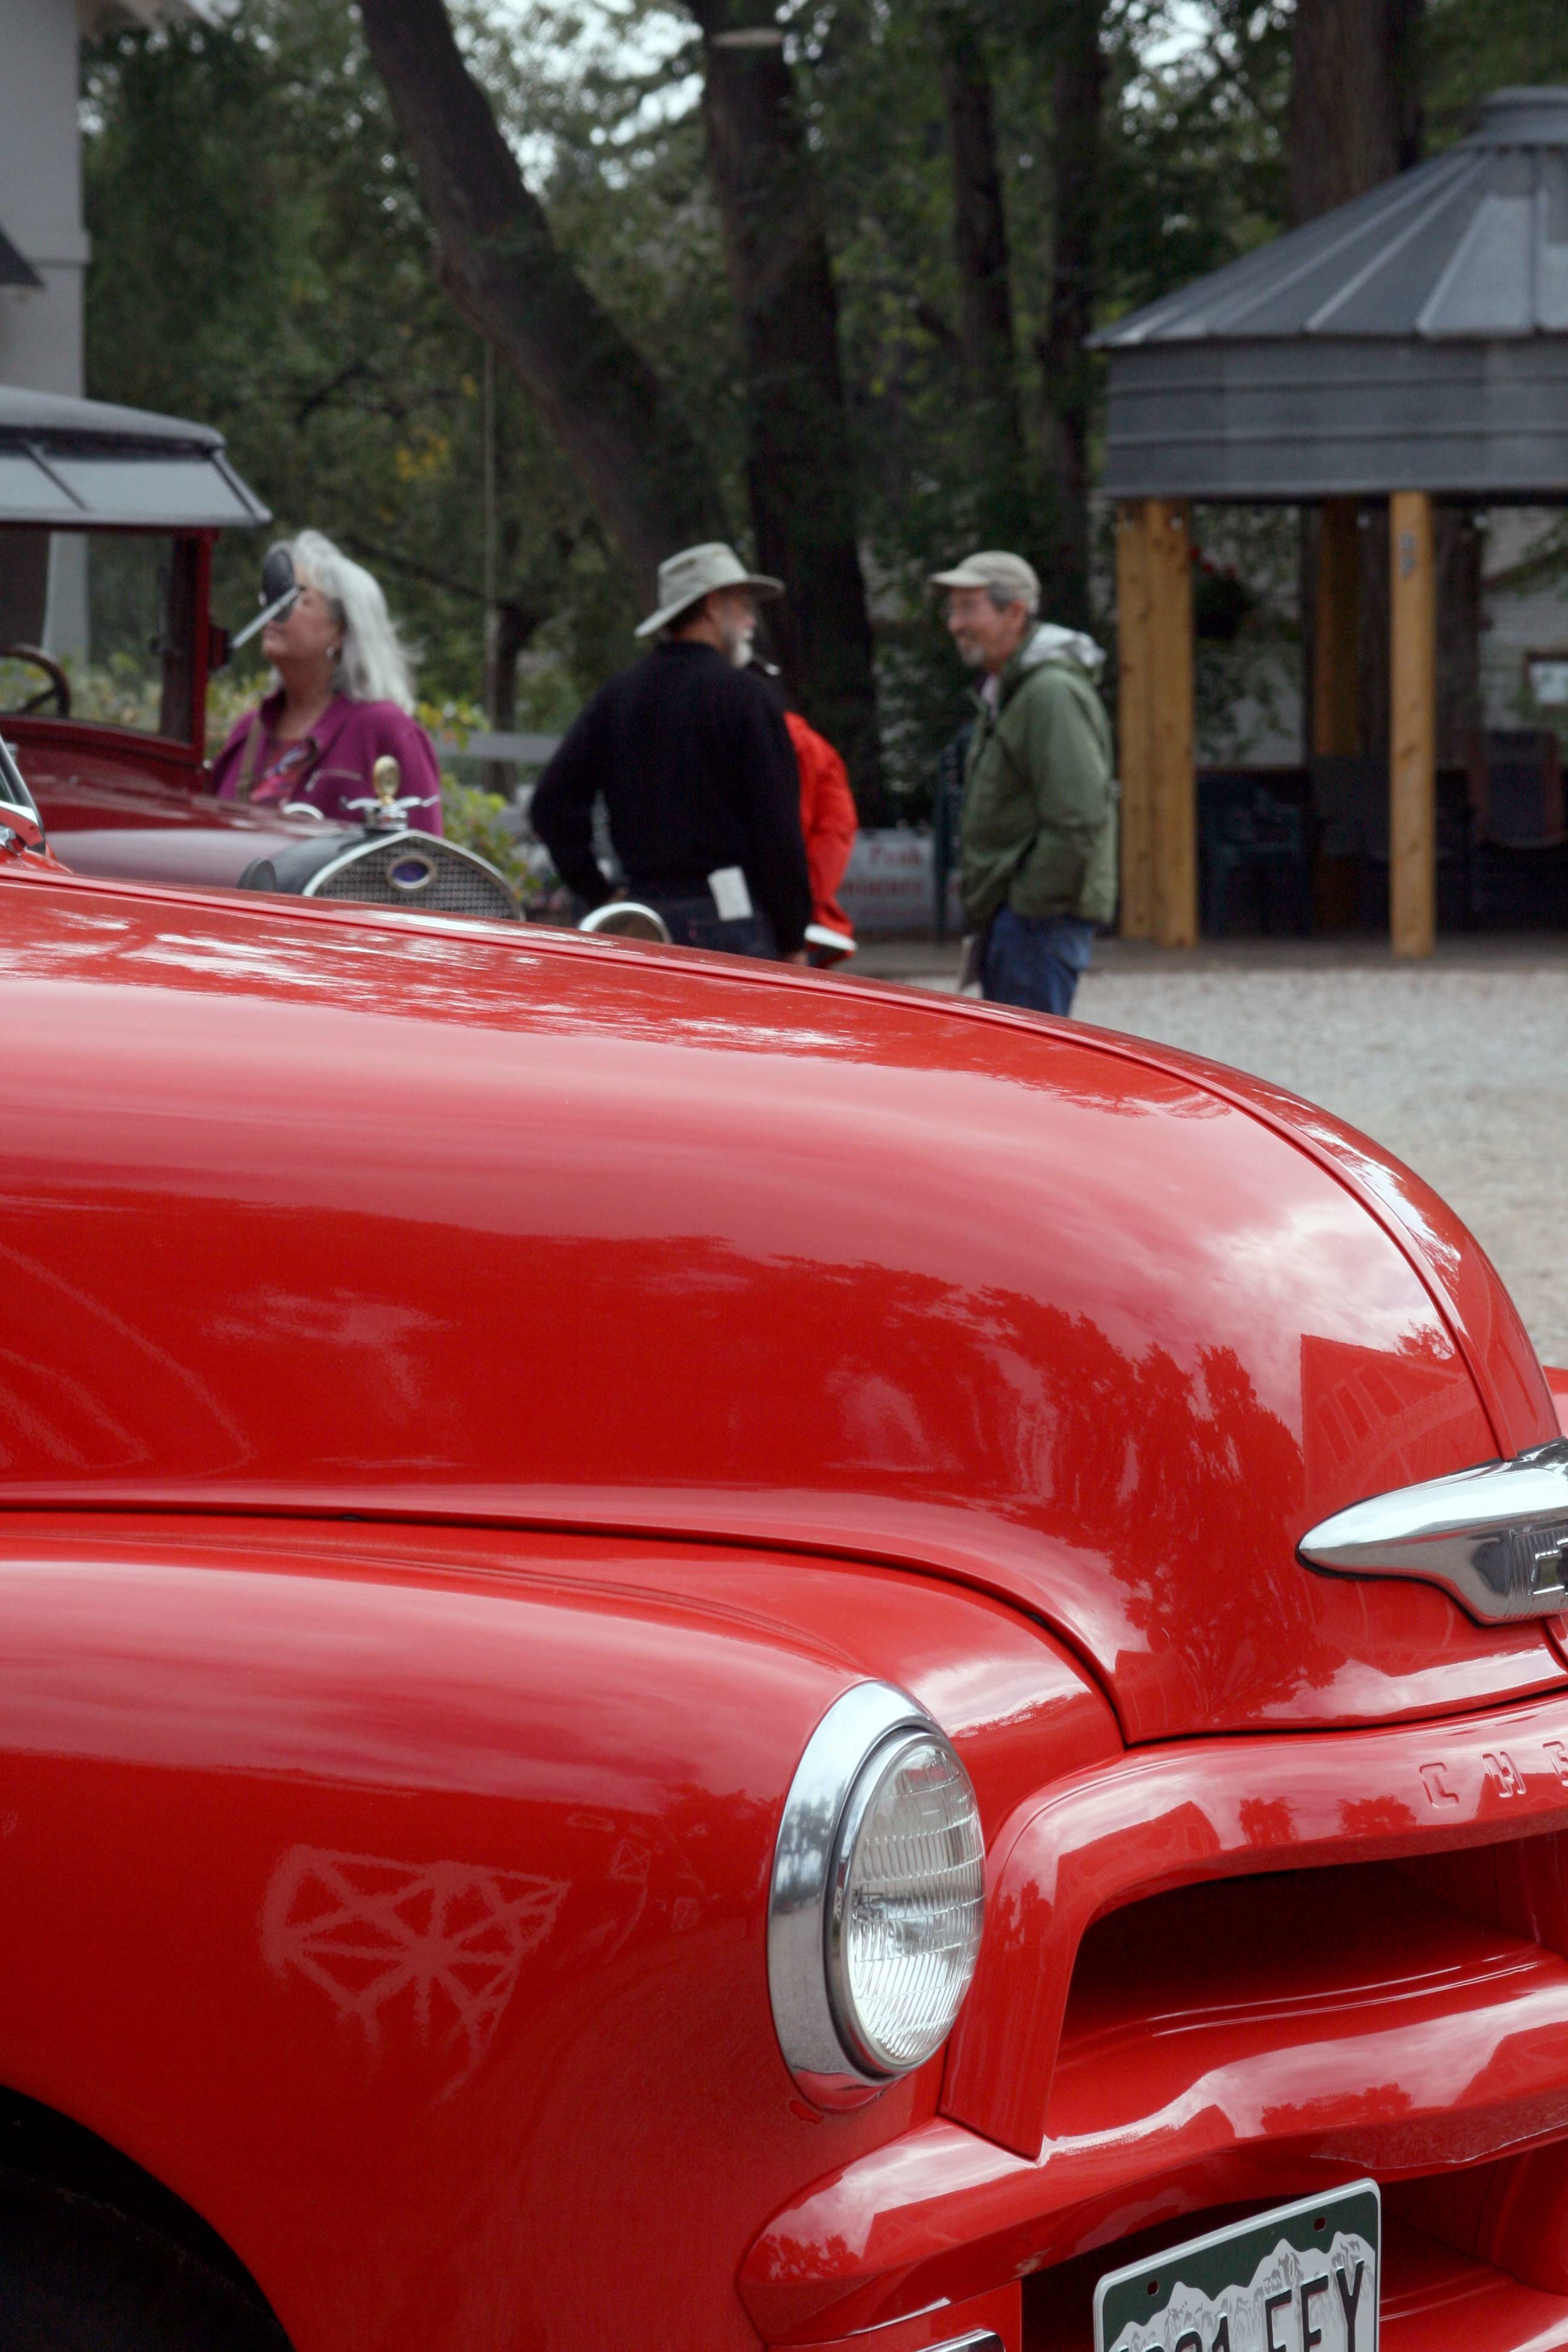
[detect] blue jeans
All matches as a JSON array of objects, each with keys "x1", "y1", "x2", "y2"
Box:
[
  {"x1": 980, "y1": 907, "x2": 1096, "y2": 1016},
  {"x1": 639, "y1": 891, "x2": 778, "y2": 960}
]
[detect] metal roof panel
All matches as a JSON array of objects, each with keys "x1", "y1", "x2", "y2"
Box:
[
  {"x1": 1538, "y1": 157, "x2": 1568, "y2": 331},
  {"x1": 0, "y1": 451, "x2": 78, "y2": 521},
  {"x1": 0, "y1": 386, "x2": 225, "y2": 448},
  {"x1": 1308, "y1": 167, "x2": 1492, "y2": 332},
  {"x1": 1094, "y1": 90, "x2": 1568, "y2": 348},
  {"x1": 1100, "y1": 334, "x2": 1568, "y2": 501},
  {"x1": 1096, "y1": 88, "x2": 1568, "y2": 499},
  {"x1": 1417, "y1": 184, "x2": 1535, "y2": 335},
  {"x1": 43, "y1": 453, "x2": 268, "y2": 527},
  {"x1": 0, "y1": 385, "x2": 268, "y2": 527}
]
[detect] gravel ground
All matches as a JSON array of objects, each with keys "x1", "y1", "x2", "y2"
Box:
[{"x1": 857, "y1": 938, "x2": 1568, "y2": 1367}]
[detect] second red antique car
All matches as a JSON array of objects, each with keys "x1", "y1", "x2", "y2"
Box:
[
  {"x1": 0, "y1": 386, "x2": 519, "y2": 924},
  {"x1": 4, "y1": 756, "x2": 1568, "y2": 2349}
]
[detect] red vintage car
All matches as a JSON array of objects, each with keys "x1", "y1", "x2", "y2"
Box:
[
  {"x1": 0, "y1": 387, "x2": 517, "y2": 923},
  {"x1": 6, "y1": 760, "x2": 1568, "y2": 2352}
]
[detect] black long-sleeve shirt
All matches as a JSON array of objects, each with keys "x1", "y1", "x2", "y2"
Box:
[{"x1": 531, "y1": 642, "x2": 813, "y2": 955}]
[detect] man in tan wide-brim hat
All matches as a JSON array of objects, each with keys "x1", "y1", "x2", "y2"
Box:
[
  {"x1": 632, "y1": 542, "x2": 783, "y2": 638},
  {"x1": 532, "y1": 541, "x2": 811, "y2": 962}
]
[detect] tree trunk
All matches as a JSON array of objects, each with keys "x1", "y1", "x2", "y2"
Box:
[
  {"x1": 478, "y1": 599, "x2": 532, "y2": 798},
  {"x1": 1290, "y1": 0, "x2": 1429, "y2": 833},
  {"x1": 1288, "y1": 0, "x2": 1423, "y2": 223},
  {"x1": 930, "y1": 2, "x2": 1030, "y2": 551},
  {"x1": 691, "y1": 3, "x2": 883, "y2": 810},
  {"x1": 1037, "y1": 0, "x2": 1105, "y2": 631},
  {"x1": 482, "y1": 521, "x2": 578, "y2": 795},
  {"x1": 486, "y1": 602, "x2": 529, "y2": 741},
  {"x1": 357, "y1": 0, "x2": 726, "y2": 604}
]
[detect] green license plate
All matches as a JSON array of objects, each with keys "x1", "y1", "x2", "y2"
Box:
[{"x1": 1094, "y1": 2180, "x2": 1380, "y2": 2352}]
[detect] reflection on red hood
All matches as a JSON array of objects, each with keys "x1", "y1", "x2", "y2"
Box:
[{"x1": 0, "y1": 867, "x2": 1558, "y2": 1742}]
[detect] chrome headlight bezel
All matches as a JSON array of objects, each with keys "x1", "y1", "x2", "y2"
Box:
[{"x1": 766, "y1": 1680, "x2": 984, "y2": 2107}]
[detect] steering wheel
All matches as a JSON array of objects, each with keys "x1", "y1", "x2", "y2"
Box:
[{"x1": 0, "y1": 645, "x2": 70, "y2": 717}]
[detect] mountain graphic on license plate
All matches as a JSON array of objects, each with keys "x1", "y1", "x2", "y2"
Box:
[{"x1": 1094, "y1": 2181, "x2": 1379, "y2": 2352}]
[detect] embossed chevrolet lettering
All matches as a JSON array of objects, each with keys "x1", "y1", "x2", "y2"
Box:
[{"x1": 6, "y1": 731, "x2": 1568, "y2": 2349}]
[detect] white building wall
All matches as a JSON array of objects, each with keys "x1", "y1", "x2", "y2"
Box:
[
  {"x1": 0, "y1": 0, "x2": 88, "y2": 395},
  {"x1": 1480, "y1": 509, "x2": 1568, "y2": 734}
]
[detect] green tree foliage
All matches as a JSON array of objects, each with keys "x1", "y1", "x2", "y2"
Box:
[
  {"x1": 1425, "y1": 0, "x2": 1568, "y2": 139},
  {"x1": 83, "y1": 0, "x2": 623, "y2": 719}
]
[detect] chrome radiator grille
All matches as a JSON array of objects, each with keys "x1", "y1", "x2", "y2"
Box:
[{"x1": 306, "y1": 835, "x2": 519, "y2": 923}]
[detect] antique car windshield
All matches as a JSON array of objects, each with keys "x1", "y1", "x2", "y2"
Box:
[{"x1": 0, "y1": 528, "x2": 198, "y2": 739}]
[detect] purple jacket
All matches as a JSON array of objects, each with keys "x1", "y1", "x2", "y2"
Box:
[{"x1": 211, "y1": 692, "x2": 443, "y2": 835}]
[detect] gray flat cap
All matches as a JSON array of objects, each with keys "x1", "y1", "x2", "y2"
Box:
[{"x1": 930, "y1": 549, "x2": 1041, "y2": 609}]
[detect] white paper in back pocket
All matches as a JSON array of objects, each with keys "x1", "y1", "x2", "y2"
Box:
[{"x1": 707, "y1": 866, "x2": 754, "y2": 921}]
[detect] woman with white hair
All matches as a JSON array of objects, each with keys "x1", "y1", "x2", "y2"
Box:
[{"x1": 211, "y1": 530, "x2": 442, "y2": 834}]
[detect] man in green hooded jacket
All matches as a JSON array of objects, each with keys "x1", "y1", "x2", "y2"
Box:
[{"x1": 932, "y1": 549, "x2": 1116, "y2": 1016}]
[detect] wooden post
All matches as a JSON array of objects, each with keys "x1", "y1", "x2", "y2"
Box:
[
  {"x1": 1147, "y1": 499, "x2": 1196, "y2": 948},
  {"x1": 1389, "y1": 491, "x2": 1436, "y2": 958},
  {"x1": 1116, "y1": 504, "x2": 1153, "y2": 940},
  {"x1": 1314, "y1": 498, "x2": 1360, "y2": 756}
]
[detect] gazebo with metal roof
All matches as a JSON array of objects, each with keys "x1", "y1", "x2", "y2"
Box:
[{"x1": 1093, "y1": 85, "x2": 1568, "y2": 956}]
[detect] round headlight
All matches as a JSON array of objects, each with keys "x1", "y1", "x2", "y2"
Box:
[
  {"x1": 767, "y1": 1682, "x2": 985, "y2": 2105},
  {"x1": 827, "y1": 1727, "x2": 985, "y2": 2075}
]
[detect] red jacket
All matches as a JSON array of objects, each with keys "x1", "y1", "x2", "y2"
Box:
[{"x1": 786, "y1": 711, "x2": 857, "y2": 940}]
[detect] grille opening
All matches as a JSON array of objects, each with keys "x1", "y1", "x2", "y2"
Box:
[
  {"x1": 1014, "y1": 1843, "x2": 1568, "y2": 2341},
  {"x1": 1050, "y1": 1857, "x2": 1563, "y2": 2145},
  {"x1": 310, "y1": 837, "x2": 519, "y2": 922}
]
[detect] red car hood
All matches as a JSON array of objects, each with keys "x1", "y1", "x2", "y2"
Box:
[
  {"x1": 18, "y1": 734, "x2": 326, "y2": 888},
  {"x1": 1, "y1": 864, "x2": 1559, "y2": 1742}
]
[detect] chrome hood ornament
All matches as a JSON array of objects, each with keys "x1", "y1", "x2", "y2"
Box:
[{"x1": 1300, "y1": 1439, "x2": 1568, "y2": 1624}]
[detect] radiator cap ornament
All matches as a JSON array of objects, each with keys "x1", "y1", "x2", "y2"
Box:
[{"x1": 1299, "y1": 1438, "x2": 1568, "y2": 1623}]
